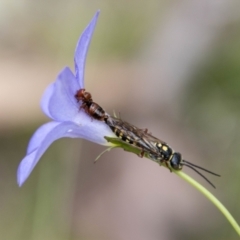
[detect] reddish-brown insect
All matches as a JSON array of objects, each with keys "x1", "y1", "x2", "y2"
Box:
[{"x1": 75, "y1": 88, "x2": 108, "y2": 121}]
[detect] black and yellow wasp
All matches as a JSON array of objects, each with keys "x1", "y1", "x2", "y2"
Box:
[
  {"x1": 105, "y1": 116, "x2": 220, "y2": 188},
  {"x1": 74, "y1": 89, "x2": 220, "y2": 188}
]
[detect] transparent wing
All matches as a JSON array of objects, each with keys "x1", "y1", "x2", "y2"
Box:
[{"x1": 106, "y1": 117, "x2": 165, "y2": 155}]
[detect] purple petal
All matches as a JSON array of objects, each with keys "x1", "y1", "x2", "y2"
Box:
[
  {"x1": 18, "y1": 150, "x2": 38, "y2": 187},
  {"x1": 41, "y1": 82, "x2": 55, "y2": 118},
  {"x1": 18, "y1": 121, "x2": 79, "y2": 186},
  {"x1": 17, "y1": 120, "x2": 115, "y2": 186},
  {"x1": 27, "y1": 121, "x2": 60, "y2": 154},
  {"x1": 72, "y1": 114, "x2": 116, "y2": 145},
  {"x1": 74, "y1": 10, "x2": 100, "y2": 87},
  {"x1": 48, "y1": 67, "x2": 80, "y2": 121}
]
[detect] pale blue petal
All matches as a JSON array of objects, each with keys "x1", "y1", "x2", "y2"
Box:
[
  {"x1": 18, "y1": 121, "x2": 79, "y2": 186},
  {"x1": 17, "y1": 150, "x2": 38, "y2": 187},
  {"x1": 74, "y1": 10, "x2": 100, "y2": 87},
  {"x1": 72, "y1": 113, "x2": 116, "y2": 145},
  {"x1": 48, "y1": 67, "x2": 80, "y2": 121},
  {"x1": 27, "y1": 121, "x2": 60, "y2": 154},
  {"x1": 17, "y1": 120, "x2": 114, "y2": 186},
  {"x1": 41, "y1": 82, "x2": 55, "y2": 119}
]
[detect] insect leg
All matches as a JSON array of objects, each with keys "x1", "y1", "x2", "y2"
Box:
[
  {"x1": 160, "y1": 159, "x2": 172, "y2": 172},
  {"x1": 138, "y1": 149, "x2": 145, "y2": 158}
]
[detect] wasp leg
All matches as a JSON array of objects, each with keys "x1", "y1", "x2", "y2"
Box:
[
  {"x1": 143, "y1": 128, "x2": 152, "y2": 135},
  {"x1": 138, "y1": 149, "x2": 145, "y2": 158},
  {"x1": 160, "y1": 160, "x2": 172, "y2": 172}
]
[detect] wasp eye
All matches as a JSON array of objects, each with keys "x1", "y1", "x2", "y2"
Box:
[{"x1": 170, "y1": 152, "x2": 182, "y2": 170}]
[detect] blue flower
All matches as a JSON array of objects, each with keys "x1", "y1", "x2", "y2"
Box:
[{"x1": 17, "y1": 11, "x2": 115, "y2": 186}]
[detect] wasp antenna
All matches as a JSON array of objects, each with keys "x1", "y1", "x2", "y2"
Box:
[
  {"x1": 183, "y1": 163, "x2": 216, "y2": 188},
  {"x1": 182, "y1": 160, "x2": 220, "y2": 177}
]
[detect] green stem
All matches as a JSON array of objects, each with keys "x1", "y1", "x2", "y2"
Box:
[
  {"x1": 105, "y1": 136, "x2": 240, "y2": 237},
  {"x1": 174, "y1": 170, "x2": 240, "y2": 236}
]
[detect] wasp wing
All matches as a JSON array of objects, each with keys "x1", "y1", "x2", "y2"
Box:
[{"x1": 106, "y1": 116, "x2": 165, "y2": 156}]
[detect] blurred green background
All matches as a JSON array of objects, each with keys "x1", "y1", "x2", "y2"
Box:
[{"x1": 1, "y1": 0, "x2": 240, "y2": 239}]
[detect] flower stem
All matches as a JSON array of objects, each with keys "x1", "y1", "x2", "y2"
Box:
[
  {"x1": 105, "y1": 136, "x2": 240, "y2": 237},
  {"x1": 174, "y1": 170, "x2": 240, "y2": 236}
]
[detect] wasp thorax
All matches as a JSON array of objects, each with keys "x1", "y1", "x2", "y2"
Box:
[
  {"x1": 156, "y1": 143, "x2": 173, "y2": 160},
  {"x1": 170, "y1": 152, "x2": 182, "y2": 170}
]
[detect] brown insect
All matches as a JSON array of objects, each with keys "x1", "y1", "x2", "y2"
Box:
[{"x1": 75, "y1": 88, "x2": 108, "y2": 121}]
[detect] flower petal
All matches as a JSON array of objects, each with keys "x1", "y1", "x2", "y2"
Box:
[
  {"x1": 72, "y1": 113, "x2": 116, "y2": 145},
  {"x1": 18, "y1": 121, "x2": 78, "y2": 186},
  {"x1": 48, "y1": 67, "x2": 80, "y2": 121},
  {"x1": 27, "y1": 121, "x2": 60, "y2": 154},
  {"x1": 41, "y1": 82, "x2": 55, "y2": 118},
  {"x1": 17, "y1": 120, "x2": 115, "y2": 186},
  {"x1": 74, "y1": 10, "x2": 100, "y2": 87},
  {"x1": 17, "y1": 150, "x2": 38, "y2": 187}
]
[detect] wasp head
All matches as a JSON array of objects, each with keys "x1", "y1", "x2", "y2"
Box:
[{"x1": 170, "y1": 152, "x2": 183, "y2": 170}]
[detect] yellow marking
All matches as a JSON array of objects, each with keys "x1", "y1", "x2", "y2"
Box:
[
  {"x1": 156, "y1": 143, "x2": 162, "y2": 148},
  {"x1": 125, "y1": 139, "x2": 130, "y2": 143},
  {"x1": 162, "y1": 145, "x2": 168, "y2": 151}
]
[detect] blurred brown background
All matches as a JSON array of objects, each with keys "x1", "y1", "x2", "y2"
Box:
[{"x1": 1, "y1": 0, "x2": 240, "y2": 239}]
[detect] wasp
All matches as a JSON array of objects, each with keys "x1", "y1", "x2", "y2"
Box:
[
  {"x1": 105, "y1": 116, "x2": 154, "y2": 154},
  {"x1": 74, "y1": 90, "x2": 220, "y2": 188},
  {"x1": 75, "y1": 88, "x2": 108, "y2": 121},
  {"x1": 105, "y1": 116, "x2": 220, "y2": 188}
]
